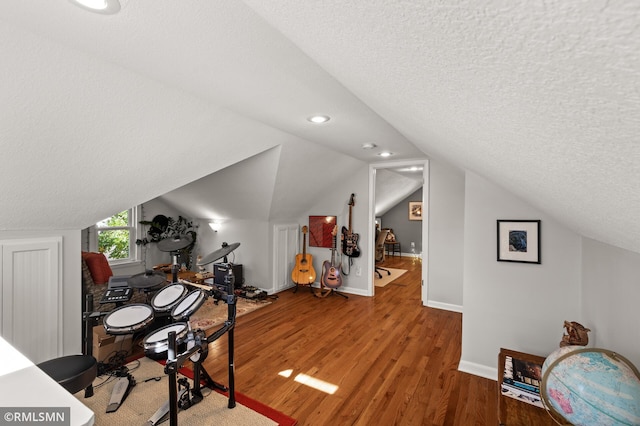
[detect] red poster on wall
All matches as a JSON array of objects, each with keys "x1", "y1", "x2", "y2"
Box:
[{"x1": 308, "y1": 216, "x2": 336, "y2": 248}]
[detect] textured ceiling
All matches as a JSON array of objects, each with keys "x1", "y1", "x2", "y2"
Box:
[
  {"x1": 244, "y1": 0, "x2": 640, "y2": 253},
  {"x1": 1, "y1": 1, "x2": 639, "y2": 253}
]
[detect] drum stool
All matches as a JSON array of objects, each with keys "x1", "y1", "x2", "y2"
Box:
[{"x1": 37, "y1": 354, "x2": 97, "y2": 397}]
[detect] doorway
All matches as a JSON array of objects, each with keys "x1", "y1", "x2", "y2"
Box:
[{"x1": 368, "y1": 159, "x2": 429, "y2": 305}]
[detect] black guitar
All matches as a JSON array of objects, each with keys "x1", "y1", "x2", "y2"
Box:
[{"x1": 341, "y1": 193, "x2": 361, "y2": 257}]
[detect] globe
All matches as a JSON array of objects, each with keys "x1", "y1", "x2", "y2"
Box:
[{"x1": 540, "y1": 346, "x2": 640, "y2": 425}]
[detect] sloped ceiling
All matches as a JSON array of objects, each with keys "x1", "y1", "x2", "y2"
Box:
[
  {"x1": 160, "y1": 147, "x2": 282, "y2": 222},
  {"x1": 159, "y1": 139, "x2": 366, "y2": 223},
  {"x1": 1, "y1": 1, "x2": 639, "y2": 254},
  {"x1": 0, "y1": 0, "x2": 422, "y2": 231}
]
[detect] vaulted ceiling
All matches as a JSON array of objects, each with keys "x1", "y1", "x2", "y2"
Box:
[{"x1": 1, "y1": 1, "x2": 639, "y2": 253}]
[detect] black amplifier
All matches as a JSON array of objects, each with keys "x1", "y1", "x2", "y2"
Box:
[{"x1": 213, "y1": 263, "x2": 243, "y2": 288}]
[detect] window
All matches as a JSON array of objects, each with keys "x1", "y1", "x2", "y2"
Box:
[{"x1": 95, "y1": 206, "x2": 140, "y2": 264}]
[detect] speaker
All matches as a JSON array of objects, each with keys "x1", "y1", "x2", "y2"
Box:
[{"x1": 213, "y1": 263, "x2": 244, "y2": 288}]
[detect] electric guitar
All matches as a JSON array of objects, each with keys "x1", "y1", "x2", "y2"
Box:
[
  {"x1": 291, "y1": 226, "x2": 316, "y2": 285},
  {"x1": 341, "y1": 193, "x2": 361, "y2": 257},
  {"x1": 321, "y1": 226, "x2": 343, "y2": 289}
]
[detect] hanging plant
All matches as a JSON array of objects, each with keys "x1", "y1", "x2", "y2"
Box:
[
  {"x1": 137, "y1": 215, "x2": 198, "y2": 269},
  {"x1": 137, "y1": 215, "x2": 169, "y2": 246},
  {"x1": 161, "y1": 216, "x2": 197, "y2": 244}
]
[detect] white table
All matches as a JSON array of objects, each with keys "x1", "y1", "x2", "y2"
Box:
[{"x1": 0, "y1": 336, "x2": 95, "y2": 426}]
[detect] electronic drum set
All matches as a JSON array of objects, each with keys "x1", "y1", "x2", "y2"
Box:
[{"x1": 85, "y1": 238, "x2": 242, "y2": 426}]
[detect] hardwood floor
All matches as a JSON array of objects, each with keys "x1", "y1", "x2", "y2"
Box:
[{"x1": 200, "y1": 256, "x2": 552, "y2": 425}]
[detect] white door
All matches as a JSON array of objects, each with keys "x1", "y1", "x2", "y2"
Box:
[
  {"x1": 272, "y1": 224, "x2": 299, "y2": 293},
  {"x1": 1, "y1": 237, "x2": 63, "y2": 363}
]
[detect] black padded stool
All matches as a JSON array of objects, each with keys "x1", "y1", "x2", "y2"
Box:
[{"x1": 37, "y1": 354, "x2": 97, "y2": 397}]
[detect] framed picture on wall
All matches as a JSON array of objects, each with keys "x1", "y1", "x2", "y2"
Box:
[
  {"x1": 408, "y1": 201, "x2": 422, "y2": 221},
  {"x1": 308, "y1": 215, "x2": 337, "y2": 248},
  {"x1": 497, "y1": 220, "x2": 541, "y2": 264}
]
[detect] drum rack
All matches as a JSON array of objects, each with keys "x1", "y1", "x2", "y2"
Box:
[
  {"x1": 83, "y1": 274, "x2": 238, "y2": 425},
  {"x1": 164, "y1": 269, "x2": 238, "y2": 426},
  {"x1": 85, "y1": 241, "x2": 243, "y2": 425}
]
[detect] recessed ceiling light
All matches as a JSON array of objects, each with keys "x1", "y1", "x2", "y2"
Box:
[
  {"x1": 361, "y1": 143, "x2": 377, "y2": 150},
  {"x1": 307, "y1": 115, "x2": 330, "y2": 124},
  {"x1": 378, "y1": 151, "x2": 393, "y2": 157},
  {"x1": 69, "y1": 0, "x2": 121, "y2": 14}
]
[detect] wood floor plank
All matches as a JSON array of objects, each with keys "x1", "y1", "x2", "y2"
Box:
[{"x1": 198, "y1": 256, "x2": 551, "y2": 425}]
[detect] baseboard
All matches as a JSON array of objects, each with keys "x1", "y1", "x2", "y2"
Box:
[
  {"x1": 457, "y1": 359, "x2": 497, "y2": 381},
  {"x1": 312, "y1": 283, "x2": 369, "y2": 297},
  {"x1": 338, "y1": 286, "x2": 369, "y2": 296},
  {"x1": 274, "y1": 283, "x2": 366, "y2": 297},
  {"x1": 426, "y1": 300, "x2": 463, "y2": 313},
  {"x1": 399, "y1": 252, "x2": 422, "y2": 259}
]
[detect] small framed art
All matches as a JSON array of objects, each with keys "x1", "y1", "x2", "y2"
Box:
[
  {"x1": 497, "y1": 220, "x2": 541, "y2": 264},
  {"x1": 409, "y1": 201, "x2": 422, "y2": 221}
]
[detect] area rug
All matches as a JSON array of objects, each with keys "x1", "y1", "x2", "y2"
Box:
[
  {"x1": 188, "y1": 297, "x2": 271, "y2": 333},
  {"x1": 374, "y1": 267, "x2": 408, "y2": 287},
  {"x1": 75, "y1": 357, "x2": 297, "y2": 425}
]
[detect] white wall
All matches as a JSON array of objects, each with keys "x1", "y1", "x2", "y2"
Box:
[
  {"x1": 380, "y1": 188, "x2": 423, "y2": 254},
  {"x1": 135, "y1": 160, "x2": 371, "y2": 295},
  {"x1": 0, "y1": 229, "x2": 82, "y2": 356},
  {"x1": 195, "y1": 219, "x2": 270, "y2": 289},
  {"x1": 460, "y1": 172, "x2": 582, "y2": 379},
  {"x1": 581, "y1": 238, "x2": 640, "y2": 368},
  {"x1": 428, "y1": 159, "x2": 465, "y2": 310},
  {"x1": 299, "y1": 164, "x2": 371, "y2": 295},
  {"x1": 192, "y1": 163, "x2": 371, "y2": 296}
]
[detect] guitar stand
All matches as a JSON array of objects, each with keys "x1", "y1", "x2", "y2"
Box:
[
  {"x1": 327, "y1": 289, "x2": 348, "y2": 299},
  {"x1": 313, "y1": 285, "x2": 348, "y2": 299},
  {"x1": 292, "y1": 283, "x2": 314, "y2": 294}
]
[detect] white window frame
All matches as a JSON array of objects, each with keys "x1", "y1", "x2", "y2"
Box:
[{"x1": 90, "y1": 205, "x2": 142, "y2": 266}]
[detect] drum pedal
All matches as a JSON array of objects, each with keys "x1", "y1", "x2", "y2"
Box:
[
  {"x1": 147, "y1": 387, "x2": 189, "y2": 426},
  {"x1": 106, "y1": 373, "x2": 135, "y2": 413},
  {"x1": 177, "y1": 378, "x2": 193, "y2": 410}
]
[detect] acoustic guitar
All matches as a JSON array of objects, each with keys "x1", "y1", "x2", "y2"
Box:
[
  {"x1": 341, "y1": 193, "x2": 361, "y2": 258},
  {"x1": 291, "y1": 226, "x2": 316, "y2": 286},
  {"x1": 321, "y1": 226, "x2": 343, "y2": 289}
]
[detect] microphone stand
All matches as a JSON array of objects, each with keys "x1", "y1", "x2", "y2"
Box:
[{"x1": 164, "y1": 267, "x2": 237, "y2": 425}]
